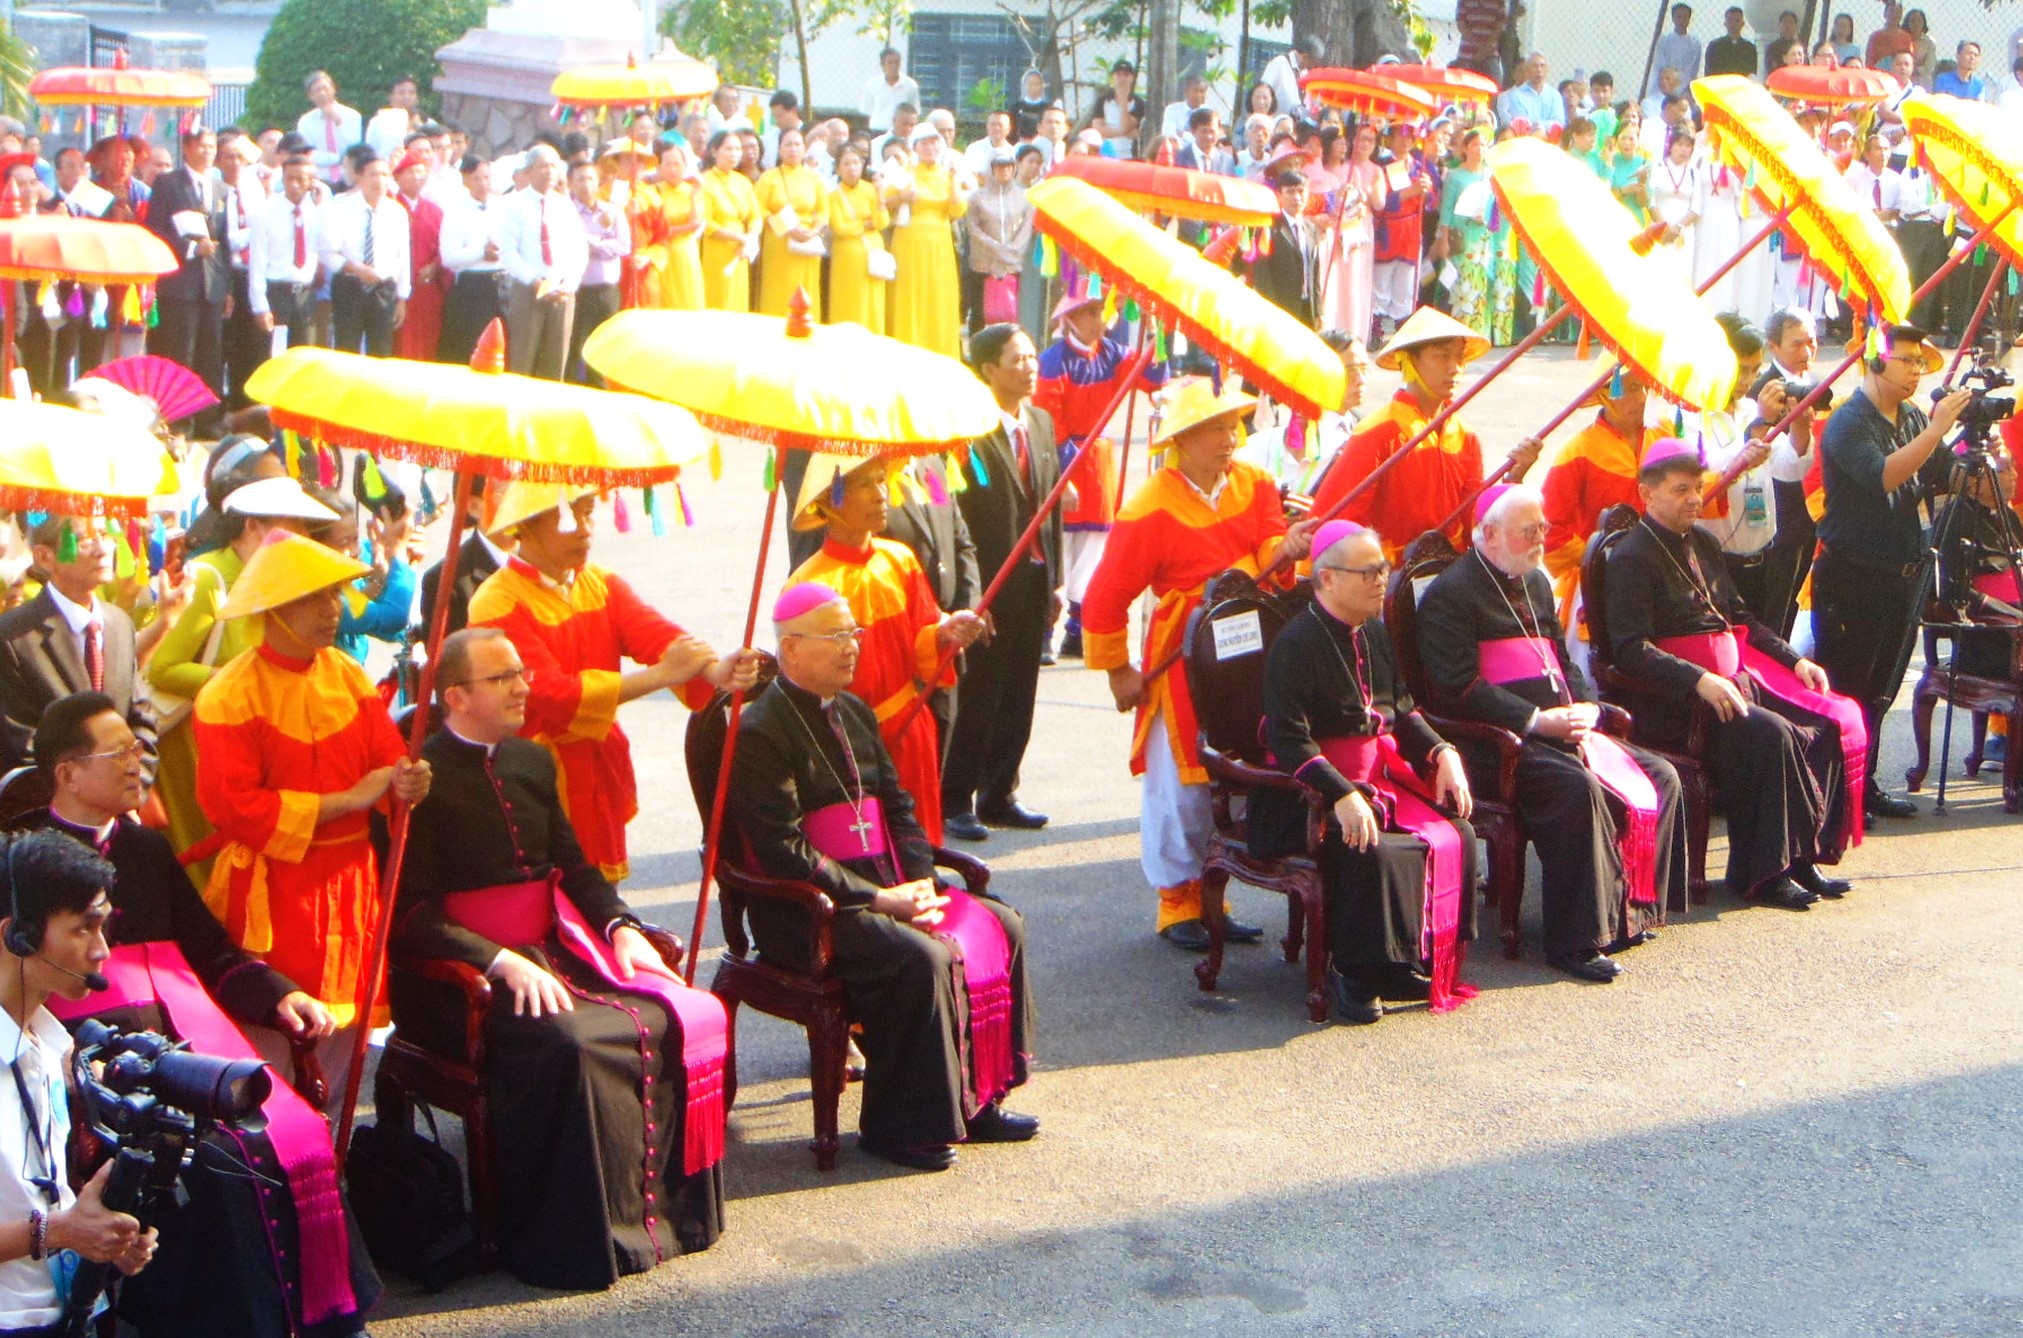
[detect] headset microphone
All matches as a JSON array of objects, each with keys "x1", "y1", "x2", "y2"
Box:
[{"x1": 38, "y1": 958, "x2": 109, "y2": 993}]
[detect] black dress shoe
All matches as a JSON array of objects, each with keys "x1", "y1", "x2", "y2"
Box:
[
  {"x1": 944, "y1": 812, "x2": 989, "y2": 842},
  {"x1": 1058, "y1": 629, "x2": 1083, "y2": 659},
  {"x1": 1219, "y1": 916, "x2": 1265, "y2": 944},
  {"x1": 978, "y1": 800, "x2": 1048, "y2": 829},
  {"x1": 1608, "y1": 929, "x2": 1657, "y2": 953},
  {"x1": 1326, "y1": 970, "x2": 1383, "y2": 1024},
  {"x1": 1791, "y1": 862, "x2": 1852, "y2": 899},
  {"x1": 1159, "y1": 918, "x2": 1212, "y2": 952},
  {"x1": 1547, "y1": 950, "x2": 1621, "y2": 982},
  {"x1": 965, "y1": 1103, "x2": 1041, "y2": 1143},
  {"x1": 1375, "y1": 964, "x2": 1433, "y2": 1001},
  {"x1": 1753, "y1": 877, "x2": 1818, "y2": 910},
  {"x1": 1865, "y1": 785, "x2": 1917, "y2": 819},
  {"x1": 861, "y1": 1139, "x2": 957, "y2": 1171}
]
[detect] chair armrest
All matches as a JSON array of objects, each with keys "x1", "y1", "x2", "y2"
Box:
[
  {"x1": 391, "y1": 955, "x2": 493, "y2": 1069},
  {"x1": 1599, "y1": 668, "x2": 1711, "y2": 755},
  {"x1": 930, "y1": 847, "x2": 991, "y2": 896},
  {"x1": 1597, "y1": 703, "x2": 1633, "y2": 737},
  {"x1": 714, "y1": 862, "x2": 840, "y2": 976},
  {"x1": 1425, "y1": 714, "x2": 1525, "y2": 796},
  {"x1": 637, "y1": 924, "x2": 687, "y2": 972}
]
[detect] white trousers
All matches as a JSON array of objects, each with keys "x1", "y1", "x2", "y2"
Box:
[{"x1": 1140, "y1": 710, "x2": 1215, "y2": 889}]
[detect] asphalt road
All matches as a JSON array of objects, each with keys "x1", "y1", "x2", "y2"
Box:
[{"x1": 363, "y1": 344, "x2": 2023, "y2": 1336}]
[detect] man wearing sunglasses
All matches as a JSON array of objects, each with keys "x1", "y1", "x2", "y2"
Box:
[
  {"x1": 29, "y1": 691, "x2": 377, "y2": 1336},
  {"x1": 1417, "y1": 484, "x2": 1688, "y2": 982}
]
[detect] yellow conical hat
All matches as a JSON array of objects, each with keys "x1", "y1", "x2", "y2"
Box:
[
  {"x1": 791, "y1": 452, "x2": 888, "y2": 532},
  {"x1": 218, "y1": 531, "x2": 370, "y2": 620},
  {"x1": 1373, "y1": 306, "x2": 1491, "y2": 370},
  {"x1": 485, "y1": 480, "x2": 602, "y2": 537}
]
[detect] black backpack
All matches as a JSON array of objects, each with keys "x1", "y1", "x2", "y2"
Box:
[{"x1": 345, "y1": 1103, "x2": 477, "y2": 1291}]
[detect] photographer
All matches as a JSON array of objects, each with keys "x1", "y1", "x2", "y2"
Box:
[
  {"x1": 0, "y1": 831, "x2": 155, "y2": 1334},
  {"x1": 31, "y1": 693, "x2": 376, "y2": 1337},
  {"x1": 1815, "y1": 324, "x2": 1972, "y2": 820}
]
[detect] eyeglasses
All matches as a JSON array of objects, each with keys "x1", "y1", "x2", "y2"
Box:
[
  {"x1": 784, "y1": 628, "x2": 865, "y2": 646},
  {"x1": 1505, "y1": 522, "x2": 1551, "y2": 541},
  {"x1": 451, "y1": 667, "x2": 536, "y2": 690},
  {"x1": 1319, "y1": 562, "x2": 1392, "y2": 582},
  {"x1": 72, "y1": 741, "x2": 145, "y2": 764}
]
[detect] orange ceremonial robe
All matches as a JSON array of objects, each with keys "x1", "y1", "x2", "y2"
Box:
[
  {"x1": 1310, "y1": 389, "x2": 1483, "y2": 561},
  {"x1": 193, "y1": 643, "x2": 406, "y2": 1025},
  {"x1": 1082, "y1": 462, "x2": 1289, "y2": 784},
  {"x1": 789, "y1": 536, "x2": 956, "y2": 843},
  {"x1": 1541, "y1": 413, "x2": 1656, "y2": 612},
  {"x1": 469, "y1": 557, "x2": 712, "y2": 881}
]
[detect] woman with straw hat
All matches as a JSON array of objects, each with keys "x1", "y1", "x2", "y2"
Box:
[{"x1": 1082, "y1": 378, "x2": 1320, "y2": 951}]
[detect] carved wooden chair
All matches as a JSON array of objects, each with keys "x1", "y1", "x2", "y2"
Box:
[
  {"x1": 1905, "y1": 622, "x2": 2022, "y2": 814},
  {"x1": 1388, "y1": 533, "x2": 1556, "y2": 958},
  {"x1": 1581, "y1": 505, "x2": 1714, "y2": 902},
  {"x1": 682, "y1": 656, "x2": 994, "y2": 1169},
  {"x1": 1182, "y1": 570, "x2": 1333, "y2": 1022},
  {"x1": 369, "y1": 708, "x2": 686, "y2": 1268},
  {"x1": 0, "y1": 766, "x2": 332, "y2": 1107}
]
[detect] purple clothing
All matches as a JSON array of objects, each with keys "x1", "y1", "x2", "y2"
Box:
[{"x1": 575, "y1": 197, "x2": 632, "y2": 288}]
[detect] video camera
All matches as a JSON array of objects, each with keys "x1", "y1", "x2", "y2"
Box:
[
  {"x1": 1933, "y1": 364, "x2": 2016, "y2": 445},
  {"x1": 58, "y1": 1022, "x2": 270, "y2": 1337}
]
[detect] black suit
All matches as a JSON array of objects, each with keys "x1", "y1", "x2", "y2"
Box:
[
  {"x1": 1247, "y1": 213, "x2": 1320, "y2": 328},
  {"x1": 0, "y1": 588, "x2": 156, "y2": 781},
  {"x1": 943, "y1": 405, "x2": 1061, "y2": 817},
  {"x1": 145, "y1": 166, "x2": 233, "y2": 431},
  {"x1": 884, "y1": 455, "x2": 982, "y2": 750},
  {"x1": 418, "y1": 532, "x2": 504, "y2": 637}
]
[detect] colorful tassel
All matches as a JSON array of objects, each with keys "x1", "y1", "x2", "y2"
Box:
[
  {"x1": 707, "y1": 438, "x2": 723, "y2": 482},
  {"x1": 943, "y1": 452, "x2": 969, "y2": 494},
  {"x1": 675, "y1": 482, "x2": 695, "y2": 528},
  {"x1": 56, "y1": 520, "x2": 77, "y2": 565},
  {"x1": 885, "y1": 464, "x2": 905, "y2": 508},
  {"x1": 762, "y1": 447, "x2": 777, "y2": 493},
  {"x1": 149, "y1": 516, "x2": 166, "y2": 575},
  {"x1": 316, "y1": 447, "x2": 337, "y2": 489},
  {"x1": 645, "y1": 485, "x2": 668, "y2": 537},
  {"x1": 360, "y1": 455, "x2": 388, "y2": 502},
  {"x1": 1609, "y1": 364, "x2": 1624, "y2": 398},
  {"x1": 968, "y1": 443, "x2": 991, "y2": 487},
  {"x1": 612, "y1": 491, "x2": 632, "y2": 532},
  {"x1": 1673, "y1": 405, "x2": 1685, "y2": 434},
  {"x1": 923, "y1": 466, "x2": 950, "y2": 507},
  {"x1": 1122, "y1": 298, "x2": 1140, "y2": 323},
  {"x1": 827, "y1": 465, "x2": 847, "y2": 508}
]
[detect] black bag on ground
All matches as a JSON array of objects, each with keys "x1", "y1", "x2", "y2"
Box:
[{"x1": 345, "y1": 1103, "x2": 477, "y2": 1291}]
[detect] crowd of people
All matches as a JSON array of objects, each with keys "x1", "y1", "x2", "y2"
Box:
[{"x1": 0, "y1": 23, "x2": 2018, "y2": 1338}]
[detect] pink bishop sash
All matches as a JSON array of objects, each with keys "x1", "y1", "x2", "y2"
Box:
[
  {"x1": 1313, "y1": 735, "x2": 1476, "y2": 1013},
  {"x1": 804, "y1": 799, "x2": 1017, "y2": 1107},
  {"x1": 1476, "y1": 636, "x2": 1661, "y2": 908},
  {"x1": 1655, "y1": 629, "x2": 1865, "y2": 855},
  {"x1": 51, "y1": 943, "x2": 359, "y2": 1327},
  {"x1": 440, "y1": 878, "x2": 727, "y2": 1176}
]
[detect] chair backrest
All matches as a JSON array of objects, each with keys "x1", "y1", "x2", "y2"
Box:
[
  {"x1": 1182, "y1": 569, "x2": 1311, "y2": 766},
  {"x1": 681, "y1": 653, "x2": 781, "y2": 960},
  {"x1": 1580, "y1": 502, "x2": 1642, "y2": 681},
  {"x1": 0, "y1": 767, "x2": 51, "y2": 833},
  {"x1": 1386, "y1": 531, "x2": 1464, "y2": 707}
]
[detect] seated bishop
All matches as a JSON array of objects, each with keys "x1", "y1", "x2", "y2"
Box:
[
  {"x1": 33, "y1": 691, "x2": 378, "y2": 1337},
  {"x1": 1602, "y1": 438, "x2": 1863, "y2": 911},
  {"x1": 727, "y1": 583, "x2": 1037, "y2": 1173},
  {"x1": 1416, "y1": 485, "x2": 1687, "y2": 981},
  {"x1": 393, "y1": 627, "x2": 727, "y2": 1291},
  {"x1": 1250, "y1": 521, "x2": 1480, "y2": 1025}
]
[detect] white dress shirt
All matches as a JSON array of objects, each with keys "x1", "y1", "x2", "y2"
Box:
[
  {"x1": 0, "y1": 1007, "x2": 78, "y2": 1331},
  {"x1": 1844, "y1": 162, "x2": 1905, "y2": 217},
  {"x1": 44, "y1": 581, "x2": 101, "y2": 668},
  {"x1": 498, "y1": 188, "x2": 589, "y2": 294},
  {"x1": 296, "y1": 103, "x2": 364, "y2": 183},
  {"x1": 440, "y1": 197, "x2": 505, "y2": 274},
  {"x1": 247, "y1": 193, "x2": 324, "y2": 312},
  {"x1": 1260, "y1": 52, "x2": 1306, "y2": 120},
  {"x1": 1695, "y1": 400, "x2": 1811, "y2": 555},
  {"x1": 861, "y1": 74, "x2": 922, "y2": 133},
  {"x1": 319, "y1": 190, "x2": 412, "y2": 298},
  {"x1": 221, "y1": 173, "x2": 266, "y2": 270}
]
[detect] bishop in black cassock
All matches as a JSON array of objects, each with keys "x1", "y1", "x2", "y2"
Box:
[
  {"x1": 1603, "y1": 446, "x2": 1854, "y2": 909},
  {"x1": 1417, "y1": 487, "x2": 1686, "y2": 978},
  {"x1": 33, "y1": 692, "x2": 377, "y2": 1338},
  {"x1": 727, "y1": 584, "x2": 1037, "y2": 1171},
  {"x1": 394, "y1": 630, "x2": 724, "y2": 1291},
  {"x1": 1250, "y1": 522, "x2": 1479, "y2": 1022}
]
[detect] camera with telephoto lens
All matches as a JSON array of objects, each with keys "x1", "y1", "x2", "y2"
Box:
[
  {"x1": 1934, "y1": 364, "x2": 2016, "y2": 443},
  {"x1": 55, "y1": 1022, "x2": 271, "y2": 1337}
]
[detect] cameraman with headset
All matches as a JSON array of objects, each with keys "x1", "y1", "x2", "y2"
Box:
[
  {"x1": 0, "y1": 831, "x2": 154, "y2": 1335},
  {"x1": 1815, "y1": 324, "x2": 1973, "y2": 820}
]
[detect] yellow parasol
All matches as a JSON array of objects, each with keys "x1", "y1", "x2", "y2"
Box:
[
  {"x1": 1383, "y1": 64, "x2": 1500, "y2": 109},
  {"x1": 0, "y1": 215, "x2": 179, "y2": 387},
  {"x1": 244, "y1": 323, "x2": 712, "y2": 1170},
  {"x1": 584, "y1": 304, "x2": 1001, "y2": 455},
  {"x1": 1898, "y1": 93, "x2": 2023, "y2": 268},
  {"x1": 1487, "y1": 137, "x2": 1736, "y2": 409},
  {"x1": 1047, "y1": 155, "x2": 1279, "y2": 227},
  {"x1": 243, "y1": 345, "x2": 708, "y2": 482},
  {"x1": 1299, "y1": 68, "x2": 1439, "y2": 119},
  {"x1": 1027, "y1": 174, "x2": 1346, "y2": 418},
  {"x1": 1765, "y1": 65, "x2": 1903, "y2": 107},
  {"x1": 1694, "y1": 75, "x2": 1912, "y2": 323},
  {"x1": 28, "y1": 65, "x2": 211, "y2": 107},
  {"x1": 0, "y1": 399, "x2": 178, "y2": 517},
  {"x1": 551, "y1": 52, "x2": 720, "y2": 110}
]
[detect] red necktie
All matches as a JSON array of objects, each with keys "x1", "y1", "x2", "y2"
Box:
[
  {"x1": 293, "y1": 204, "x2": 307, "y2": 268},
  {"x1": 83, "y1": 621, "x2": 103, "y2": 692},
  {"x1": 539, "y1": 198, "x2": 552, "y2": 267},
  {"x1": 1873, "y1": 178, "x2": 1882, "y2": 209},
  {"x1": 1012, "y1": 422, "x2": 1031, "y2": 479},
  {"x1": 325, "y1": 115, "x2": 337, "y2": 153}
]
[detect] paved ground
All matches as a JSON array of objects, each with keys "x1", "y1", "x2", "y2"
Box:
[{"x1": 365, "y1": 345, "x2": 2023, "y2": 1336}]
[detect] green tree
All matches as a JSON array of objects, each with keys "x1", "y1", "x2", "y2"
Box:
[
  {"x1": 245, "y1": 0, "x2": 484, "y2": 134},
  {"x1": 1, "y1": 19, "x2": 33, "y2": 122},
  {"x1": 663, "y1": 0, "x2": 785, "y2": 89}
]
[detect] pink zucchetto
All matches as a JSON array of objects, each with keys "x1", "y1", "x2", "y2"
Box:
[
  {"x1": 1639, "y1": 436, "x2": 1703, "y2": 472},
  {"x1": 771, "y1": 582, "x2": 846, "y2": 625},
  {"x1": 1312, "y1": 519, "x2": 1369, "y2": 563},
  {"x1": 1474, "y1": 484, "x2": 1513, "y2": 525}
]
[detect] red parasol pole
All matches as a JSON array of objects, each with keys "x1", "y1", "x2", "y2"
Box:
[
  {"x1": 1110, "y1": 322, "x2": 1151, "y2": 519},
  {"x1": 1944, "y1": 256, "x2": 2009, "y2": 381},
  {"x1": 891, "y1": 340, "x2": 1160, "y2": 738},
  {"x1": 683, "y1": 476, "x2": 780, "y2": 983}
]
